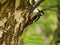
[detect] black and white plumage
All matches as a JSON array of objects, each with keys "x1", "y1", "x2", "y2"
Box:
[
  {"x1": 30, "y1": 8, "x2": 44, "y2": 22},
  {"x1": 24, "y1": 8, "x2": 44, "y2": 28}
]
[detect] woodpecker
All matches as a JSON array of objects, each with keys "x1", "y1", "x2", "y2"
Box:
[
  {"x1": 30, "y1": 8, "x2": 44, "y2": 22},
  {"x1": 24, "y1": 8, "x2": 44, "y2": 28}
]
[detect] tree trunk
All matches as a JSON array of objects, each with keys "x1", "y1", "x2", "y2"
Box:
[{"x1": 0, "y1": 0, "x2": 43, "y2": 45}]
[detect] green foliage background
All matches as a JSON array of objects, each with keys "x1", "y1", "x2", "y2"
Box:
[{"x1": 19, "y1": 0, "x2": 58, "y2": 45}]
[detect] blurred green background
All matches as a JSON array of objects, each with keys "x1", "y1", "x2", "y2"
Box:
[{"x1": 19, "y1": 0, "x2": 58, "y2": 45}]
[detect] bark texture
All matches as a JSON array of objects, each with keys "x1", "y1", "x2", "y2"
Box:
[{"x1": 0, "y1": 0, "x2": 44, "y2": 45}]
